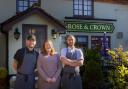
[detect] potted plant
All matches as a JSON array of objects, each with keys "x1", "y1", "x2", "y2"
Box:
[{"x1": 0, "y1": 67, "x2": 8, "y2": 89}]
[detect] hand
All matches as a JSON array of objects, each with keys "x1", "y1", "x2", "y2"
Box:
[
  {"x1": 34, "y1": 69, "x2": 37, "y2": 72},
  {"x1": 51, "y1": 77, "x2": 56, "y2": 83},
  {"x1": 46, "y1": 78, "x2": 52, "y2": 83},
  {"x1": 60, "y1": 56, "x2": 67, "y2": 64},
  {"x1": 60, "y1": 56, "x2": 66, "y2": 60}
]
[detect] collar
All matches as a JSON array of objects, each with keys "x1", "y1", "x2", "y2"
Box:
[
  {"x1": 25, "y1": 47, "x2": 35, "y2": 53},
  {"x1": 68, "y1": 46, "x2": 75, "y2": 49},
  {"x1": 67, "y1": 47, "x2": 75, "y2": 52}
]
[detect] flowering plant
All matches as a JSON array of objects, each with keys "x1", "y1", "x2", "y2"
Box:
[{"x1": 107, "y1": 46, "x2": 128, "y2": 89}]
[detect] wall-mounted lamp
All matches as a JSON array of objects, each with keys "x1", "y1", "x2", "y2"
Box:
[
  {"x1": 14, "y1": 28, "x2": 20, "y2": 40},
  {"x1": 51, "y1": 29, "x2": 57, "y2": 39}
]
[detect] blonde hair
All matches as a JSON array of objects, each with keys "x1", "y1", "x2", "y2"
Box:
[{"x1": 41, "y1": 39, "x2": 55, "y2": 56}]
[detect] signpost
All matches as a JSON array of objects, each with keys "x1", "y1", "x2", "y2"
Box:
[{"x1": 65, "y1": 21, "x2": 115, "y2": 33}]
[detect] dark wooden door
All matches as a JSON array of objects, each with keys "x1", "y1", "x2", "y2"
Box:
[{"x1": 22, "y1": 24, "x2": 47, "y2": 51}]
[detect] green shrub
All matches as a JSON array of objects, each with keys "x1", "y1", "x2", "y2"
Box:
[
  {"x1": 84, "y1": 49, "x2": 101, "y2": 61},
  {"x1": 108, "y1": 46, "x2": 128, "y2": 89},
  {"x1": 81, "y1": 48, "x2": 103, "y2": 89},
  {"x1": 0, "y1": 67, "x2": 7, "y2": 79},
  {"x1": 84, "y1": 60, "x2": 103, "y2": 89}
]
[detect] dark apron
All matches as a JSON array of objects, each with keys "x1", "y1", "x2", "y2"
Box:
[
  {"x1": 14, "y1": 49, "x2": 37, "y2": 89},
  {"x1": 61, "y1": 48, "x2": 82, "y2": 89}
]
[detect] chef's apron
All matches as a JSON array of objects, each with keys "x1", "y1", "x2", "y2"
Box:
[
  {"x1": 14, "y1": 49, "x2": 37, "y2": 89},
  {"x1": 61, "y1": 48, "x2": 82, "y2": 89}
]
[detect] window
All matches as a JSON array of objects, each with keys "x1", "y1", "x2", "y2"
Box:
[
  {"x1": 91, "y1": 36, "x2": 111, "y2": 49},
  {"x1": 73, "y1": 0, "x2": 93, "y2": 17},
  {"x1": 22, "y1": 24, "x2": 47, "y2": 52},
  {"x1": 16, "y1": 0, "x2": 40, "y2": 12},
  {"x1": 75, "y1": 36, "x2": 88, "y2": 49}
]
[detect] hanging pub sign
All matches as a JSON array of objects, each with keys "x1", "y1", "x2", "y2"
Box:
[{"x1": 65, "y1": 21, "x2": 115, "y2": 33}]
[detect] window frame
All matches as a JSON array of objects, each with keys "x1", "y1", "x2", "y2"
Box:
[
  {"x1": 91, "y1": 36, "x2": 111, "y2": 49},
  {"x1": 75, "y1": 35, "x2": 88, "y2": 49},
  {"x1": 16, "y1": 0, "x2": 41, "y2": 12},
  {"x1": 73, "y1": 0, "x2": 94, "y2": 17}
]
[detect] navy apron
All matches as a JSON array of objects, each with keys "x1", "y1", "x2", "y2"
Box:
[
  {"x1": 61, "y1": 48, "x2": 82, "y2": 89},
  {"x1": 14, "y1": 49, "x2": 37, "y2": 89}
]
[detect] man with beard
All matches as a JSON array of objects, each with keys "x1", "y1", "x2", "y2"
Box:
[
  {"x1": 60, "y1": 35, "x2": 84, "y2": 89},
  {"x1": 12, "y1": 34, "x2": 39, "y2": 89}
]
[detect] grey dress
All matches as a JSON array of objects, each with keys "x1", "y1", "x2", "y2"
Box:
[{"x1": 37, "y1": 53, "x2": 62, "y2": 89}]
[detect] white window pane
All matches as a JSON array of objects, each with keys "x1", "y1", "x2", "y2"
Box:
[
  {"x1": 74, "y1": 1, "x2": 79, "y2": 4},
  {"x1": 79, "y1": 0, "x2": 82, "y2": 4},
  {"x1": 78, "y1": 37, "x2": 87, "y2": 42},
  {"x1": 84, "y1": 11, "x2": 87, "y2": 15},
  {"x1": 84, "y1": 1, "x2": 88, "y2": 5},
  {"x1": 79, "y1": 5, "x2": 82, "y2": 10},
  {"x1": 24, "y1": 1, "x2": 28, "y2": 6},
  {"x1": 19, "y1": 1, "x2": 23, "y2": 6},
  {"x1": 74, "y1": 10, "x2": 79, "y2": 15},
  {"x1": 84, "y1": 6, "x2": 88, "y2": 10},
  {"x1": 30, "y1": 2, "x2": 34, "y2": 6},
  {"x1": 24, "y1": 7, "x2": 28, "y2": 10},
  {"x1": 88, "y1": 1, "x2": 92, "y2": 5},
  {"x1": 88, "y1": 11, "x2": 92, "y2": 16},
  {"x1": 74, "y1": 5, "x2": 78, "y2": 9},
  {"x1": 74, "y1": 0, "x2": 79, "y2": 4},
  {"x1": 30, "y1": 2, "x2": 38, "y2": 6},
  {"x1": 19, "y1": 7, "x2": 24, "y2": 12},
  {"x1": 73, "y1": 0, "x2": 93, "y2": 16},
  {"x1": 17, "y1": 0, "x2": 27, "y2": 1},
  {"x1": 30, "y1": 0, "x2": 38, "y2": 1},
  {"x1": 79, "y1": 10, "x2": 83, "y2": 15},
  {"x1": 88, "y1": 6, "x2": 92, "y2": 10}
]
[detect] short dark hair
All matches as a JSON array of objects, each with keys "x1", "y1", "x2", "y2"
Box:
[{"x1": 26, "y1": 34, "x2": 36, "y2": 41}]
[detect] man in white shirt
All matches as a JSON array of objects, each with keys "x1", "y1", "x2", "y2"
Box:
[{"x1": 60, "y1": 35, "x2": 84, "y2": 89}]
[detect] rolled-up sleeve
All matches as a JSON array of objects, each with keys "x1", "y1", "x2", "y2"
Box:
[
  {"x1": 61, "y1": 48, "x2": 67, "y2": 57},
  {"x1": 77, "y1": 49, "x2": 84, "y2": 60},
  {"x1": 14, "y1": 49, "x2": 21, "y2": 61}
]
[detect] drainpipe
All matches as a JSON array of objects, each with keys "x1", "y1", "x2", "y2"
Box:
[{"x1": 0, "y1": 24, "x2": 8, "y2": 71}]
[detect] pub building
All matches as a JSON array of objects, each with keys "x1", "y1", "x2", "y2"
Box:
[
  {"x1": 60, "y1": 0, "x2": 128, "y2": 51},
  {"x1": 0, "y1": 0, "x2": 128, "y2": 87}
]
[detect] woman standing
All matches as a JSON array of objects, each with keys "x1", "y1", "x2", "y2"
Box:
[{"x1": 37, "y1": 40, "x2": 62, "y2": 89}]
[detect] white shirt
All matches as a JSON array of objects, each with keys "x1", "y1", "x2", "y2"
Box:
[{"x1": 61, "y1": 47, "x2": 84, "y2": 60}]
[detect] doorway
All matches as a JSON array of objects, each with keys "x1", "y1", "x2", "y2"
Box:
[{"x1": 22, "y1": 24, "x2": 47, "y2": 51}]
